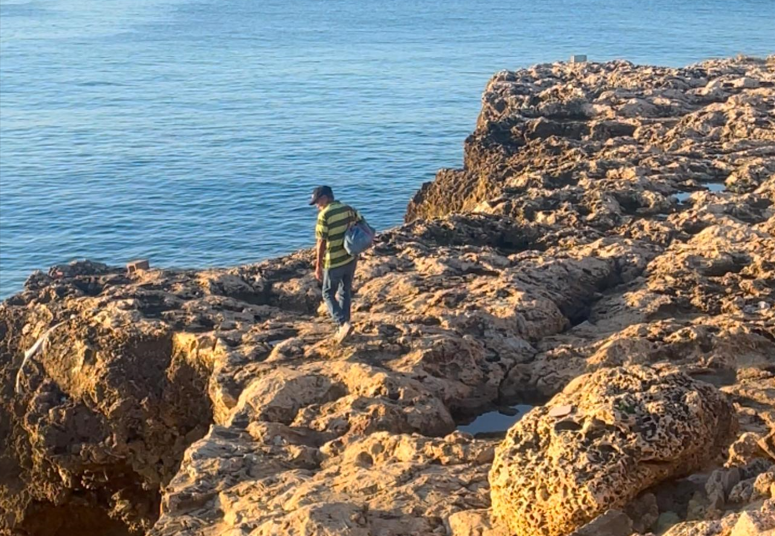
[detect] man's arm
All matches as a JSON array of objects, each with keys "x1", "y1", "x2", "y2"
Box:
[
  {"x1": 315, "y1": 238, "x2": 326, "y2": 281},
  {"x1": 315, "y1": 211, "x2": 328, "y2": 281}
]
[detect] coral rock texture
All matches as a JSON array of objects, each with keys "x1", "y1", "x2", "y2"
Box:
[
  {"x1": 489, "y1": 366, "x2": 737, "y2": 536},
  {"x1": 1, "y1": 55, "x2": 774, "y2": 536}
]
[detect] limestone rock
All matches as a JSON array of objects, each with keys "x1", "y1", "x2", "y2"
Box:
[
  {"x1": 571, "y1": 510, "x2": 633, "y2": 536},
  {"x1": 153, "y1": 430, "x2": 495, "y2": 536},
  {"x1": 1, "y1": 55, "x2": 774, "y2": 536},
  {"x1": 569, "y1": 509, "x2": 633, "y2": 536},
  {"x1": 624, "y1": 492, "x2": 659, "y2": 533},
  {"x1": 729, "y1": 433, "x2": 769, "y2": 467},
  {"x1": 447, "y1": 509, "x2": 508, "y2": 536},
  {"x1": 760, "y1": 431, "x2": 775, "y2": 462},
  {"x1": 660, "y1": 498, "x2": 775, "y2": 536},
  {"x1": 730, "y1": 500, "x2": 775, "y2": 536},
  {"x1": 490, "y1": 366, "x2": 737, "y2": 536},
  {"x1": 754, "y1": 468, "x2": 775, "y2": 500},
  {"x1": 407, "y1": 56, "x2": 775, "y2": 225},
  {"x1": 656, "y1": 511, "x2": 682, "y2": 534}
]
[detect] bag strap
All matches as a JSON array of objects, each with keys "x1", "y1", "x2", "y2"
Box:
[{"x1": 347, "y1": 207, "x2": 359, "y2": 228}]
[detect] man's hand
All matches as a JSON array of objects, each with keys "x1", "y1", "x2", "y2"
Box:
[{"x1": 315, "y1": 265, "x2": 323, "y2": 282}]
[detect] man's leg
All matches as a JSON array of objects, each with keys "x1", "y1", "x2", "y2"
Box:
[
  {"x1": 338, "y1": 260, "x2": 357, "y2": 324},
  {"x1": 322, "y1": 267, "x2": 346, "y2": 325}
]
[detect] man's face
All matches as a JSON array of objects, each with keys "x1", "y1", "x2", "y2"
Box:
[{"x1": 315, "y1": 196, "x2": 329, "y2": 211}]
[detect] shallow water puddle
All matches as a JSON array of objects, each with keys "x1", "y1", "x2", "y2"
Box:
[
  {"x1": 705, "y1": 182, "x2": 726, "y2": 193},
  {"x1": 457, "y1": 405, "x2": 534, "y2": 438},
  {"x1": 675, "y1": 182, "x2": 726, "y2": 204}
]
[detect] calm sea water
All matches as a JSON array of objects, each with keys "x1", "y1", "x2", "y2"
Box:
[{"x1": 1, "y1": 0, "x2": 773, "y2": 297}]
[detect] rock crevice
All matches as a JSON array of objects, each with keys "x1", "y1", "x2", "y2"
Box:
[{"x1": 2, "y1": 55, "x2": 775, "y2": 536}]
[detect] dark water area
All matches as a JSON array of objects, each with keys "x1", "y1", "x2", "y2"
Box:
[
  {"x1": 457, "y1": 404, "x2": 534, "y2": 438},
  {"x1": 2, "y1": 0, "x2": 774, "y2": 297}
]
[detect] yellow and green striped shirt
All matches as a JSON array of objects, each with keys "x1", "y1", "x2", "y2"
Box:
[{"x1": 316, "y1": 201, "x2": 360, "y2": 269}]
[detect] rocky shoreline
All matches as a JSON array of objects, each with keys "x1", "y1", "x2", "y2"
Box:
[{"x1": 1, "y1": 55, "x2": 774, "y2": 536}]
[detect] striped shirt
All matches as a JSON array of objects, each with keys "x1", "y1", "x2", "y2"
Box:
[{"x1": 316, "y1": 201, "x2": 360, "y2": 269}]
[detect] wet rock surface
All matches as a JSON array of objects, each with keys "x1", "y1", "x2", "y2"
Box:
[{"x1": 1, "y1": 56, "x2": 774, "y2": 536}]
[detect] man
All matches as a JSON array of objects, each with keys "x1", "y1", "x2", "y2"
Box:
[{"x1": 310, "y1": 185, "x2": 360, "y2": 343}]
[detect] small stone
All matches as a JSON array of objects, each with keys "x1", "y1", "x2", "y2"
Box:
[
  {"x1": 707, "y1": 469, "x2": 725, "y2": 497},
  {"x1": 732, "y1": 77, "x2": 760, "y2": 89},
  {"x1": 447, "y1": 509, "x2": 499, "y2": 536},
  {"x1": 706, "y1": 468, "x2": 738, "y2": 510},
  {"x1": 548, "y1": 404, "x2": 573, "y2": 418},
  {"x1": 758, "y1": 431, "x2": 775, "y2": 461},
  {"x1": 570, "y1": 509, "x2": 633, "y2": 536},
  {"x1": 686, "y1": 491, "x2": 709, "y2": 521},
  {"x1": 728, "y1": 432, "x2": 767, "y2": 466},
  {"x1": 724, "y1": 468, "x2": 742, "y2": 496},
  {"x1": 730, "y1": 500, "x2": 775, "y2": 535},
  {"x1": 754, "y1": 469, "x2": 775, "y2": 499},
  {"x1": 625, "y1": 492, "x2": 659, "y2": 533},
  {"x1": 655, "y1": 511, "x2": 682, "y2": 533},
  {"x1": 742, "y1": 459, "x2": 774, "y2": 480},
  {"x1": 729, "y1": 479, "x2": 756, "y2": 504}
]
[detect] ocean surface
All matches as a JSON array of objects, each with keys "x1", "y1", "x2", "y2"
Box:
[{"x1": 1, "y1": 0, "x2": 773, "y2": 297}]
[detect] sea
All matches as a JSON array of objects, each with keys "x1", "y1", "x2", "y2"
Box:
[{"x1": 1, "y1": 0, "x2": 774, "y2": 298}]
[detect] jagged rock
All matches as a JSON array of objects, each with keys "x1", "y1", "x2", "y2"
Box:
[
  {"x1": 569, "y1": 509, "x2": 633, "y2": 536},
  {"x1": 661, "y1": 499, "x2": 775, "y2": 536},
  {"x1": 760, "y1": 431, "x2": 775, "y2": 461},
  {"x1": 1, "y1": 55, "x2": 774, "y2": 536},
  {"x1": 656, "y1": 511, "x2": 682, "y2": 534},
  {"x1": 729, "y1": 433, "x2": 770, "y2": 467},
  {"x1": 705, "y1": 467, "x2": 742, "y2": 512},
  {"x1": 662, "y1": 515, "x2": 741, "y2": 536},
  {"x1": 730, "y1": 500, "x2": 775, "y2": 536},
  {"x1": 489, "y1": 366, "x2": 737, "y2": 536},
  {"x1": 447, "y1": 509, "x2": 507, "y2": 536},
  {"x1": 152, "y1": 430, "x2": 495, "y2": 536},
  {"x1": 754, "y1": 468, "x2": 775, "y2": 500},
  {"x1": 407, "y1": 57, "x2": 775, "y2": 225},
  {"x1": 0, "y1": 317, "x2": 212, "y2": 533},
  {"x1": 624, "y1": 492, "x2": 660, "y2": 533}
]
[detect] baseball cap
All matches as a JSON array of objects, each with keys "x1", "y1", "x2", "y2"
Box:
[{"x1": 309, "y1": 185, "x2": 334, "y2": 205}]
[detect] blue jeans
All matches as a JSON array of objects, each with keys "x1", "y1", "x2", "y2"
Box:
[{"x1": 322, "y1": 260, "x2": 356, "y2": 326}]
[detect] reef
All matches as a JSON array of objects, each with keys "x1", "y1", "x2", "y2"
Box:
[{"x1": 1, "y1": 55, "x2": 774, "y2": 536}]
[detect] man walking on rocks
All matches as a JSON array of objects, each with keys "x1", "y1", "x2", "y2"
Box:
[{"x1": 310, "y1": 185, "x2": 360, "y2": 343}]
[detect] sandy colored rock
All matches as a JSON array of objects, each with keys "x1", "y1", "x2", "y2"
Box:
[
  {"x1": 447, "y1": 509, "x2": 508, "y2": 536},
  {"x1": 760, "y1": 431, "x2": 775, "y2": 462},
  {"x1": 490, "y1": 366, "x2": 737, "y2": 536},
  {"x1": 729, "y1": 433, "x2": 770, "y2": 467},
  {"x1": 730, "y1": 500, "x2": 775, "y2": 536},
  {"x1": 569, "y1": 509, "x2": 633, "y2": 536},
  {"x1": 152, "y1": 429, "x2": 495, "y2": 536},
  {"x1": 1, "y1": 55, "x2": 774, "y2": 536}
]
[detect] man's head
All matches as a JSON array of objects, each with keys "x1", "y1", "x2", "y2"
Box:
[{"x1": 309, "y1": 185, "x2": 334, "y2": 210}]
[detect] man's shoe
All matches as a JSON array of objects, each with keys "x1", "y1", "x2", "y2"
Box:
[{"x1": 335, "y1": 322, "x2": 353, "y2": 344}]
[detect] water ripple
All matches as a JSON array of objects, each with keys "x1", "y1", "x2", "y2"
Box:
[{"x1": 2, "y1": 0, "x2": 774, "y2": 296}]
